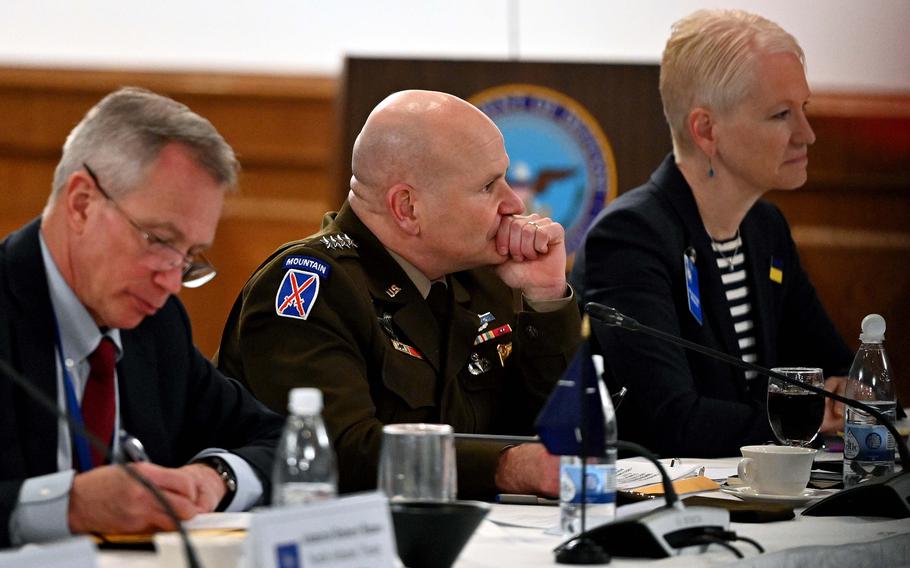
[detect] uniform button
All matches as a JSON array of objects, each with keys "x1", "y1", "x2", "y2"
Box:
[{"x1": 525, "y1": 325, "x2": 540, "y2": 339}]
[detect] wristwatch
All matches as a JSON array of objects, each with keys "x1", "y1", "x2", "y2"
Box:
[{"x1": 199, "y1": 456, "x2": 237, "y2": 512}]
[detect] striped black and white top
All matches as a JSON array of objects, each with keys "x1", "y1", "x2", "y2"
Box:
[{"x1": 710, "y1": 233, "x2": 758, "y2": 380}]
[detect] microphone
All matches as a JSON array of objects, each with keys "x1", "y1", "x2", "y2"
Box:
[
  {"x1": 585, "y1": 302, "x2": 910, "y2": 519},
  {"x1": 555, "y1": 439, "x2": 734, "y2": 560},
  {"x1": 537, "y1": 342, "x2": 736, "y2": 561},
  {"x1": 0, "y1": 357, "x2": 202, "y2": 567}
]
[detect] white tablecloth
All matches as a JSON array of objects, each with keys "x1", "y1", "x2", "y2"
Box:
[
  {"x1": 88, "y1": 455, "x2": 910, "y2": 567},
  {"x1": 96, "y1": 502, "x2": 910, "y2": 568},
  {"x1": 459, "y1": 505, "x2": 910, "y2": 567}
]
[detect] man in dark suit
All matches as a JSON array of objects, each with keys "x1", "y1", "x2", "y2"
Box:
[
  {"x1": 0, "y1": 87, "x2": 283, "y2": 548},
  {"x1": 217, "y1": 90, "x2": 581, "y2": 499}
]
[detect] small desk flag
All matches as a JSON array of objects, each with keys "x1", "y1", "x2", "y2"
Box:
[{"x1": 535, "y1": 342, "x2": 608, "y2": 457}]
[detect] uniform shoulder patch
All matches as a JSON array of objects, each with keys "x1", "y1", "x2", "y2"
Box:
[
  {"x1": 282, "y1": 255, "x2": 331, "y2": 278},
  {"x1": 275, "y1": 269, "x2": 321, "y2": 320}
]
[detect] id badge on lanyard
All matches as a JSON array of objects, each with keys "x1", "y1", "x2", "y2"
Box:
[
  {"x1": 52, "y1": 316, "x2": 98, "y2": 472},
  {"x1": 684, "y1": 247, "x2": 703, "y2": 326}
]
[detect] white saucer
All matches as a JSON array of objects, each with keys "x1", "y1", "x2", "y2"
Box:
[{"x1": 720, "y1": 485, "x2": 836, "y2": 506}]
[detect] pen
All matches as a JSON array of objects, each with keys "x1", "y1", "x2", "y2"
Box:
[
  {"x1": 496, "y1": 494, "x2": 559, "y2": 506},
  {"x1": 119, "y1": 429, "x2": 150, "y2": 463},
  {"x1": 611, "y1": 386, "x2": 628, "y2": 411},
  {"x1": 454, "y1": 433, "x2": 540, "y2": 445}
]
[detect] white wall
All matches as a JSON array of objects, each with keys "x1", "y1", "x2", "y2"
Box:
[{"x1": 1, "y1": 0, "x2": 908, "y2": 92}]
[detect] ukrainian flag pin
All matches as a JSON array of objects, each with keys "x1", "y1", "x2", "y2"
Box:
[{"x1": 769, "y1": 257, "x2": 784, "y2": 284}]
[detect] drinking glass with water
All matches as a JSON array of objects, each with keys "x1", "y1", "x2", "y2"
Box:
[{"x1": 767, "y1": 367, "x2": 825, "y2": 447}]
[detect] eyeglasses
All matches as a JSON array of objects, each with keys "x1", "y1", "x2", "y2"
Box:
[{"x1": 82, "y1": 163, "x2": 217, "y2": 288}]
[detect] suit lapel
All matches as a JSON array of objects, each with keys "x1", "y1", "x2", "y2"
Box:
[
  {"x1": 448, "y1": 278, "x2": 481, "y2": 376},
  {"x1": 741, "y1": 212, "x2": 774, "y2": 370},
  {"x1": 333, "y1": 205, "x2": 445, "y2": 371},
  {"x1": 656, "y1": 158, "x2": 744, "y2": 381},
  {"x1": 5, "y1": 220, "x2": 62, "y2": 474},
  {"x1": 117, "y1": 329, "x2": 169, "y2": 464},
  {"x1": 391, "y1": 298, "x2": 442, "y2": 370}
]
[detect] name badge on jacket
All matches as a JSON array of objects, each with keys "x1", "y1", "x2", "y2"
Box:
[{"x1": 684, "y1": 248, "x2": 703, "y2": 325}]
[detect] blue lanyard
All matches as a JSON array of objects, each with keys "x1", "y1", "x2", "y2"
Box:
[{"x1": 51, "y1": 314, "x2": 98, "y2": 472}]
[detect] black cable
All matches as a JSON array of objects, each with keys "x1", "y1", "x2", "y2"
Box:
[
  {"x1": 587, "y1": 303, "x2": 910, "y2": 470},
  {"x1": 731, "y1": 533, "x2": 765, "y2": 553},
  {"x1": 614, "y1": 440, "x2": 679, "y2": 507},
  {"x1": 1, "y1": 357, "x2": 201, "y2": 568},
  {"x1": 704, "y1": 528, "x2": 765, "y2": 555},
  {"x1": 693, "y1": 534, "x2": 743, "y2": 558}
]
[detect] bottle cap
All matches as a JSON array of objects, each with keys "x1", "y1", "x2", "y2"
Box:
[
  {"x1": 859, "y1": 313, "x2": 886, "y2": 343},
  {"x1": 288, "y1": 388, "x2": 323, "y2": 414}
]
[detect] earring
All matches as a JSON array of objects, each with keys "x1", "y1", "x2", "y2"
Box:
[{"x1": 707, "y1": 158, "x2": 715, "y2": 178}]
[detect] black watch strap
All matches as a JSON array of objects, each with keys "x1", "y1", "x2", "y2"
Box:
[{"x1": 200, "y1": 456, "x2": 238, "y2": 512}]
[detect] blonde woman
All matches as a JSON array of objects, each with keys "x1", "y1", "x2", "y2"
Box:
[{"x1": 574, "y1": 9, "x2": 851, "y2": 457}]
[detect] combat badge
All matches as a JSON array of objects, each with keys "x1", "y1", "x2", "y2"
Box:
[{"x1": 468, "y1": 353, "x2": 492, "y2": 375}]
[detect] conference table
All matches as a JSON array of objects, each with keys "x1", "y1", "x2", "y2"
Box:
[{"x1": 96, "y1": 456, "x2": 910, "y2": 567}]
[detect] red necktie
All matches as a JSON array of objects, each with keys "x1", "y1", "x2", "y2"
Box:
[{"x1": 82, "y1": 337, "x2": 116, "y2": 467}]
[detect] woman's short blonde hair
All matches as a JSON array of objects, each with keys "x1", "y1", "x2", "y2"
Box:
[{"x1": 660, "y1": 9, "x2": 804, "y2": 157}]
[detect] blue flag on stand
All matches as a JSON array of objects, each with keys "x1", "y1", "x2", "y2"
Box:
[{"x1": 535, "y1": 342, "x2": 607, "y2": 457}]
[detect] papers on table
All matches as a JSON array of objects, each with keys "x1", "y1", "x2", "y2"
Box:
[
  {"x1": 703, "y1": 467, "x2": 738, "y2": 481},
  {"x1": 488, "y1": 504, "x2": 558, "y2": 530},
  {"x1": 184, "y1": 512, "x2": 252, "y2": 531},
  {"x1": 616, "y1": 459, "x2": 700, "y2": 491}
]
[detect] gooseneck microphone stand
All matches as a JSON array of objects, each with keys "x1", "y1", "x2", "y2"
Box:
[
  {"x1": 554, "y1": 353, "x2": 610, "y2": 565},
  {"x1": 0, "y1": 358, "x2": 202, "y2": 568},
  {"x1": 585, "y1": 302, "x2": 910, "y2": 519}
]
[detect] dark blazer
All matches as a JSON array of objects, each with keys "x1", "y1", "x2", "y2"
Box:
[
  {"x1": 572, "y1": 155, "x2": 852, "y2": 458},
  {"x1": 217, "y1": 202, "x2": 581, "y2": 499},
  {"x1": 0, "y1": 219, "x2": 283, "y2": 547}
]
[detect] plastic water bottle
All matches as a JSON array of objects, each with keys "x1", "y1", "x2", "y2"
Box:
[
  {"x1": 559, "y1": 379, "x2": 618, "y2": 537},
  {"x1": 843, "y1": 314, "x2": 897, "y2": 488},
  {"x1": 272, "y1": 388, "x2": 338, "y2": 505}
]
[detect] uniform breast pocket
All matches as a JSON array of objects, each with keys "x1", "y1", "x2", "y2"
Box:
[{"x1": 381, "y1": 347, "x2": 437, "y2": 410}]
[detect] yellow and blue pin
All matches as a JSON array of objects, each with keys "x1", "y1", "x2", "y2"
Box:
[{"x1": 769, "y1": 257, "x2": 784, "y2": 284}]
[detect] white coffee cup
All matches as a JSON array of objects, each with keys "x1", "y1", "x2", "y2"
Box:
[{"x1": 738, "y1": 445, "x2": 817, "y2": 496}]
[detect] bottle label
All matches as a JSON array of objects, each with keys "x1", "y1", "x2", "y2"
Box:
[
  {"x1": 559, "y1": 463, "x2": 616, "y2": 504},
  {"x1": 844, "y1": 423, "x2": 895, "y2": 462}
]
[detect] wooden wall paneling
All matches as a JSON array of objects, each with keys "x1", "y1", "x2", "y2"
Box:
[
  {"x1": 0, "y1": 156, "x2": 55, "y2": 235},
  {"x1": 0, "y1": 67, "x2": 338, "y2": 357},
  {"x1": 3, "y1": 66, "x2": 908, "y2": 409},
  {"x1": 767, "y1": 92, "x2": 910, "y2": 404}
]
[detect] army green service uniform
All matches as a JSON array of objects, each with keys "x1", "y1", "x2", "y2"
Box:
[{"x1": 217, "y1": 202, "x2": 581, "y2": 499}]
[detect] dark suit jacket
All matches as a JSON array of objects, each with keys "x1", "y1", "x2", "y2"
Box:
[
  {"x1": 217, "y1": 202, "x2": 581, "y2": 499},
  {"x1": 572, "y1": 155, "x2": 852, "y2": 458},
  {"x1": 0, "y1": 219, "x2": 283, "y2": 547}
]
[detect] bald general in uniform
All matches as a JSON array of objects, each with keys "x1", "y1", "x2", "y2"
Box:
[{"x1": 217, "y1": 90, "x2": 581, "y2": 499}]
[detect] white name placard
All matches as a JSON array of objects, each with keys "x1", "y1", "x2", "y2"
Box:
[
  {"x1": 244, "y1": 491, "x2": 397, "y2": 568},
  {"x1": 0, "y1": 537, "x2": 96, "y2": 568}
]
